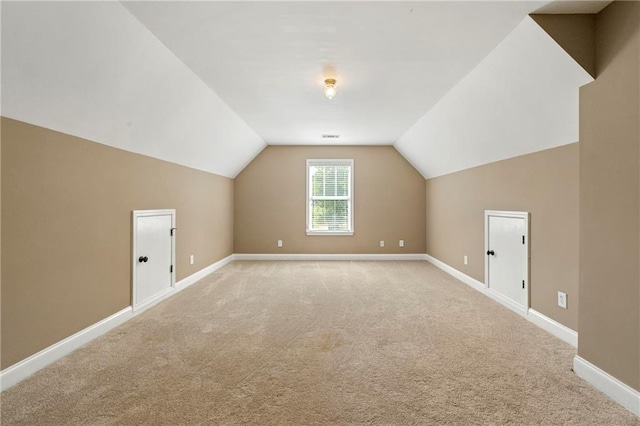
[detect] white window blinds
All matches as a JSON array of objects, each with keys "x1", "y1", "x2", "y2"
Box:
[{"x1": 306, "y1": 159, "x2": 354, "y2": 235}]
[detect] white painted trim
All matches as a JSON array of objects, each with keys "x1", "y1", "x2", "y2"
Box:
[
  {"x1": 0, "y1": 307, "x2": 133, "y2": 392},
  {"x1": 130, "y1": 286, "x2": 175, "y2": 314},
  {"x1": 233, "y1": 253, "x2": 428, "y2": 261},
  {"x1": 0, "y1": 256, "x2": 233, "y2": 391},
  {"x1": 426, "y1": 254, "x2": 524, "y2": 317},
  {"x1": 425, "y1": 254, "x2": 578, "y2": 347},
  {"x1": 306, "y1": 159, "x2": 354, "y2": 235},
  {"x1": 175, "y1": 254, "x2": 234, "y2": 291},
  {"x1": 528, "y1": 308, "x2": 578, "y2": 347},
  {"x1": 486, "y1": 287, "x2": 529, "y2": 316},
  {"x1": 573, "y1": 356, "x2": 640, "y2": 417},
  {"x1": 132, "y1": 209, "x2": 176, "y2": 312},
  {"x1": 484, "y1": 210, "x2": 530, "y2": 313},
  {"x1": 306, "y1": 231, "x2": 354, "y2": 236},
  {"x1": 425, "y1": 254, "x2": 486, "y2": 293}
]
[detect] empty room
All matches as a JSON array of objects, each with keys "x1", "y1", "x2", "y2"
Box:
[{"x1": 1, "y1": 0, "x2": 639, "y2": 424}]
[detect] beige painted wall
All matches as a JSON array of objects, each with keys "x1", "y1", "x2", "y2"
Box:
[
  {"x1": 1, "y1": 117, "x2": 234, "y2": 369},
  {"x1": 578, "y1": 1, "x2": 640, "y2": 391},
  {"x1": 425, "y1": 143, "x2": 579, "y2": 330},
  {"x1": 234, "y1": 145, "x2": 426, "y2": 254}
]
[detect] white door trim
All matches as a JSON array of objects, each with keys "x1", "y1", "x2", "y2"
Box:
[
  {"x1": 484, "y1": 210, "x2": 530, "y2": 314},
  {"x1": 132, "y1": 209, "x2": 176, "y2": 311}
]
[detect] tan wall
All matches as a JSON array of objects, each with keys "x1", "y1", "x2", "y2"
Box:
[
  {"x1": 425, "y1": 144, "x2": 579, "y2": 330},
  {"x1": 578, "y1": 1, "x2": 640, "y2": 391},
  {"x1": 1, "y1": 117, "x2": 234, "y2": 369},
  {"x1": 234, "y1": 145, "x2": 426, "y2": 254}
]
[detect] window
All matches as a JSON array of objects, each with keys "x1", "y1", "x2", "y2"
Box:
[{"x1": 306, "y1": 159, "x2": 354, "y2": 235}]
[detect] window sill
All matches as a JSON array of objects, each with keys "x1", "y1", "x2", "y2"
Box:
[{"x1": 306, "y1": 230, "x2": 354, "y2": 236}]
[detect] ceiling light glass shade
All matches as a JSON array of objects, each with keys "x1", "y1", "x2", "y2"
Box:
[{"x1": 324, "y1": 78, "x2": 337, "y2": 100}]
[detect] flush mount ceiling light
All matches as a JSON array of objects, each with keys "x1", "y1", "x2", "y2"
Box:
[{"x1": 324, "y1": 78, "x2": 337, "y2": 100}]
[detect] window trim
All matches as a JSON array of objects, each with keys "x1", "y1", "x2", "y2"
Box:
[{"x1": 306, "y1": 159, "x2": 354, "y2": 236}]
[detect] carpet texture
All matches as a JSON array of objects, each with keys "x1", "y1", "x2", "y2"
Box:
[{"x1": 1, "y1": 261, "x2": 638, "y2": 425}]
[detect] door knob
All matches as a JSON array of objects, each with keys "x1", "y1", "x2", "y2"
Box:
[
  {"x1": 486, "y1": 250, "x2": 495, "y2": 256},
  {"x1": 138, "y1": 256, "x2": 148, "y2": 263}
]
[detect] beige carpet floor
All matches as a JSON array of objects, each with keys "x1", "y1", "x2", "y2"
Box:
[{"x1": 1, "y1": 261, "x2": 638, "y2": 425}]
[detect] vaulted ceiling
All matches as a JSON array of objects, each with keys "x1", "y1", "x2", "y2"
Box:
[
  {"x1": 122, "y1": 1, "x2": 543, "y2": 145},
  {"x1": 1, "y1": 1, "x2": 608, "y2": 178}
]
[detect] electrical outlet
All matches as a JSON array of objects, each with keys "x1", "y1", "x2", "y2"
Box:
[
  {"x1": 464, "y1": 255, "x2": 468, "y2": 265},
  {"x1": 380, "y1": 240, "x2": 385, "y2": 247},
  {"x1": 277, "y1": 240, "x2": 283, "y2": 248},
  {"x1": 399, "y1": 240, "x2": 404, "y2": 248},
  {"x1": 189, "y1": 255, "x2": 194, "y2": 265},
  {"x1": 558, "y1": 291, "x2": 567, "y2": 309}
]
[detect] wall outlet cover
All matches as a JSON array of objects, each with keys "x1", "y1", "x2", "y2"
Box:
[
  {"x1": 380, "y1": 241, "x2": 385, "y2": 247},
  {"x1": 558, "y1": 291, "x2": 567, "y2": 309},
  {"x1": 399, "y1": 240, "x2": 404, "y2": 248},
  {"x1": 277, "y1": 240, "x2": 283, "y2": 248},
  {"x1": 189, "y1": 255, "x2": 194, "y2": 265}
]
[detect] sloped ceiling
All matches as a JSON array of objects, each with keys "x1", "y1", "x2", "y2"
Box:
[
  {"x1": 1, "y1": 1, "x2": 609, "y2": 179},
  {"x1": 395, "y1": 15, "x2": 594, "y2": 178},
  {"x1": 531, "y1": 13, "x2": 596, "y2": 78},
  {"x1": 122, "y1": 1, "x2": 542, "y2": 146},
  {"x1": 1, "y1": 1, "x2": 265, "y2": 178}
]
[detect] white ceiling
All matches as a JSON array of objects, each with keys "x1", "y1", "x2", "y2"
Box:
[
  {"x1": 2, "y1": 1, "x2": 610, "y2": 178},
  {"x1": 395, "y1": 15, "x2": 593, "y2": 178},
  {"x1": 533, "y1": 0, "x2": 611, "y2": 13},
  {"x1": 2, "y1": 1, "x2": 265, "y2": 178},
  {"x1": 122, "y1": 1, "x2": 547, "y2": 145}
]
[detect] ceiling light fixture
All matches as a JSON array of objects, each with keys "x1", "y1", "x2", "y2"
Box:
[{"x1": 324, "y1": 78, "x2": 337, "y2": 100}]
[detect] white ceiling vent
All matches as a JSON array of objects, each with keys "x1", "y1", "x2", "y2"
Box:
[{"x1": 321, "y1": 134, "x2": 341, "y2": 140}]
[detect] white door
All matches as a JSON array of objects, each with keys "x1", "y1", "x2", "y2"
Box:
[
  {"x1": 485, "y1": 211, "x2": 529, "y2": 312},
  {"x1": 133, "y1": 210, "x2": 175, "y2": 311}
]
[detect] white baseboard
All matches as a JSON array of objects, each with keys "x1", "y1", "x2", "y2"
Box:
[
  {"x1": 426, "y1": 254, "x2": 525, "y2": 317},
  {"x1": 0, "y1": 307, "x2": 133, "y2": 392},
  {"x1": 175, "y1": 254, "x2": 234, "y2": 291},
  {"x1": 132, "y1": 286, "x2": 175, "y2": 313},
  {"x1": 425, "y1": 254, "x2": 486, "y2": 293},
  {"x1": 0, "y1": 255, "x2": 234, "y2": 392},
  {"x1": 573, "y1": 356, "x2": 640, "y2": 416},
  {"x1": 528, "y1": 308, "x2": 578, "y2": 347},
  {"x1": 233, "y1": 253, "x2": 428, "y2": 261},
  {"x1": 425, "y1": 254, "x2": 577, "y2": 347},
  {"x1": 485, "y1": 287, "x2": 529, "y2": 317}
]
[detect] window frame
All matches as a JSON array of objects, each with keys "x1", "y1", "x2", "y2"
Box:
[{"x1": 306, "y1": 159, "x2": 354, "y2": 236}]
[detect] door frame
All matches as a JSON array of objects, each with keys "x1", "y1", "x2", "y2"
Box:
[
  {"x1": 484, "y1": 210, "x2": 530, "y2": 313},
  {"x1": 132, "y1": 209, "x2": 176, "y2": 311}
]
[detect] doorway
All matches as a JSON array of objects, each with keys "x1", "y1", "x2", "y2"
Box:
[
  {"x1": 132, "y1": 209, "x2": 176, "y2": 311},
  {"x1": 484, "y1": 210, "x2": 529, "y2": 313}
]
